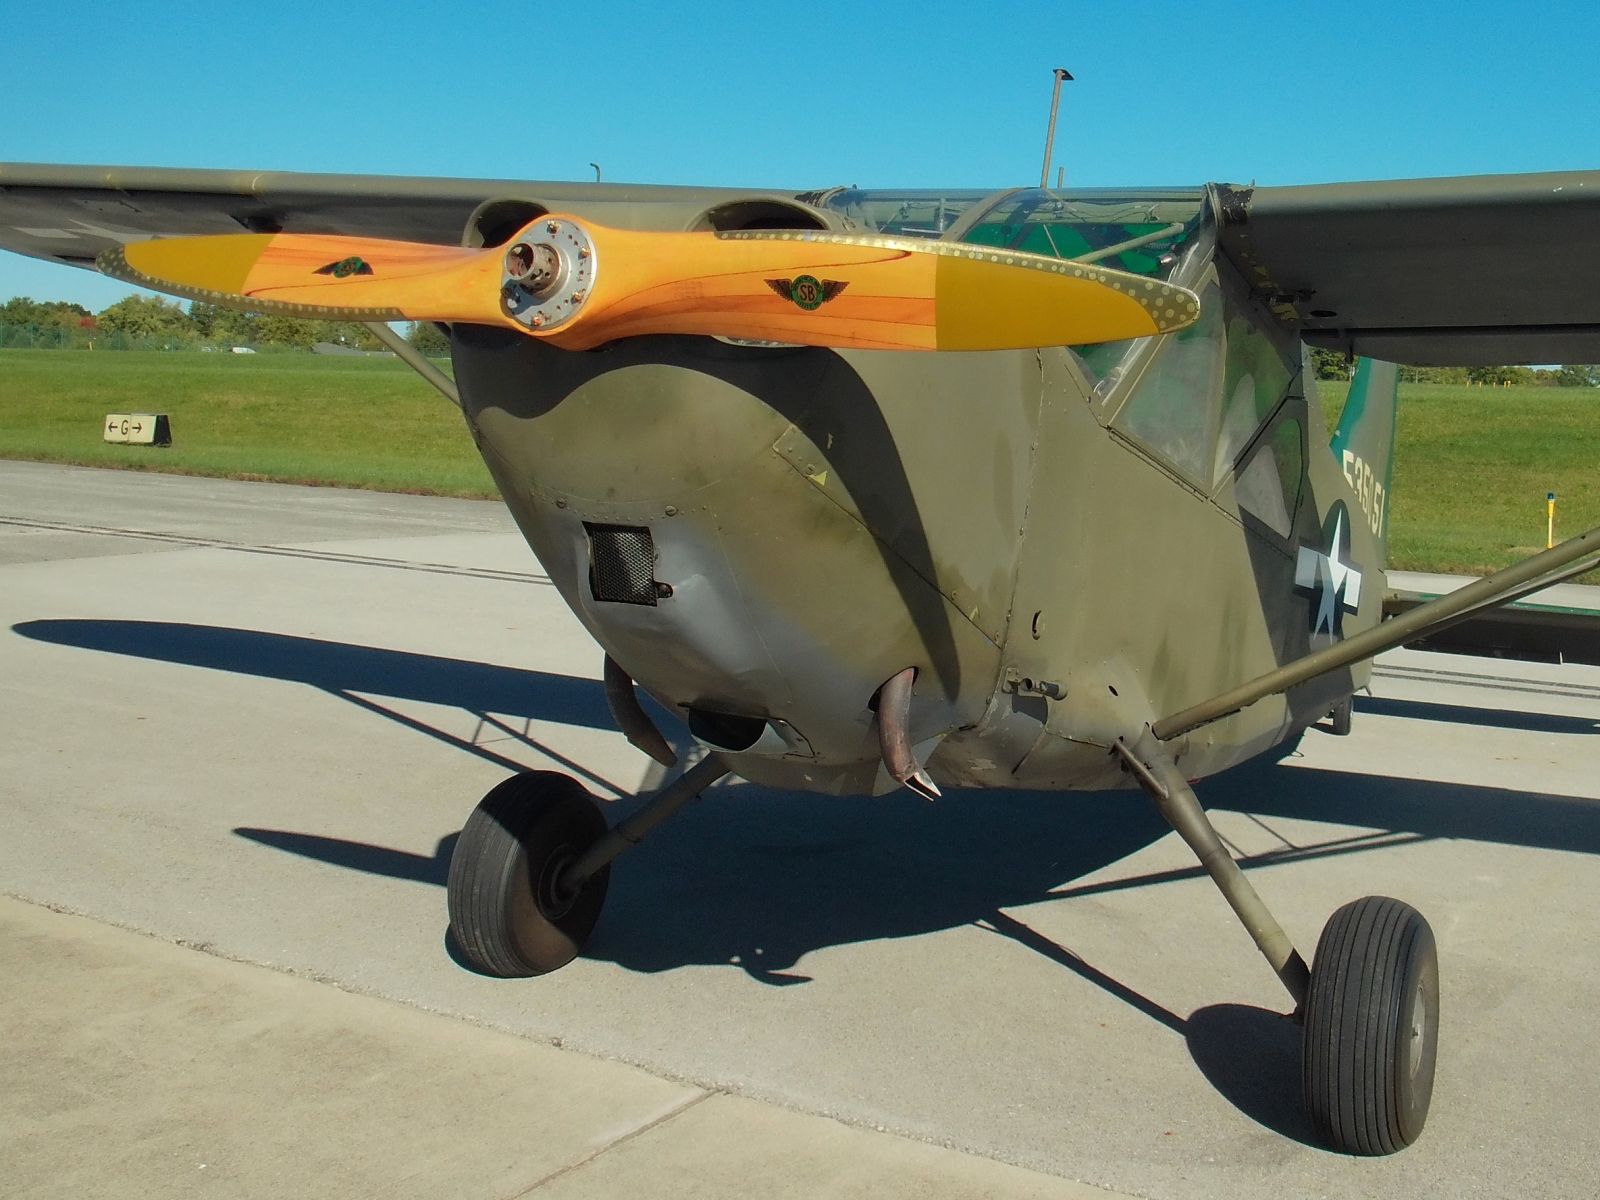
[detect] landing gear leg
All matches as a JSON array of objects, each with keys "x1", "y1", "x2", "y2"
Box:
[
  {"x1": 447, "y1": 754, "x2": 730, "y2": 978},
  {"x1": 1115, "y1": 729, "x2": 1439, "y2": 1154},
  {"x1": 1114, "y1": 730, "x2": 1310, "y2": 1005}
]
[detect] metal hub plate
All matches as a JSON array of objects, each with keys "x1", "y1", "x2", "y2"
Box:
[{"x1": 500, "y1": 218, "x2": 595, "y2": 332}]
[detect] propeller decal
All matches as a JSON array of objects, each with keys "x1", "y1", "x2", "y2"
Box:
[
  {"x1": 764, "y1": 276, "x2": 850, "y2": 310},
  {"x1": 314, "y1": 256, "x2": 373, "y2": 278}
]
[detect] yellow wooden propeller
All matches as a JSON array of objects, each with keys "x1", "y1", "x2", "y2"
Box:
[{"x1": 98, "y1": 216, "x2": 1200, "y2": 352}]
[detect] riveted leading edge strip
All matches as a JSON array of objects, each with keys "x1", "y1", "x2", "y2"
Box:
[
  {"x1": 96, "y1": 244, "x2": 407, "y2": 322},
  {"x1": 717, "y1": 228, "x2": 1202, "y2": 333}
]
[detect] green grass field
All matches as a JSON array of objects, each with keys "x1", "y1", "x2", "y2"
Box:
[
  {"x1": 1319, "y1": 379, "x2": 1599, "y2": 577},
  {"x1": 1, "y1": 350, "x2": 1595, "y2": 578},
  {"x1": 0, "y1": 349, "x2": 493, "y2": 496}
]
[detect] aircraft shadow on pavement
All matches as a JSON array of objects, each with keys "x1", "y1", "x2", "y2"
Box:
[
  {"x1": 12, "y1": 617, "x2": 631, "y2": 794},
  {"x1": 12, "y1": 618, "x2": 615, "y2": 729},
  {"x1": 18, "y1": 617, "x2": 1600, "y2": 977},
  {"x1": 1356, "y1": 694, "x2": 1600, "y2": 735},
  {"x1": 15, "y1": 617, "x2": 1600, "y2": 1147},
  {"x1": 1184, "y1": 1004, "x2": 1319, "y2": 1145}
]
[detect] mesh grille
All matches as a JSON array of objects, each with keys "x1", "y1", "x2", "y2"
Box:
[{"x1": 585, "y1": 523, "x2": 658, "y2": 605}]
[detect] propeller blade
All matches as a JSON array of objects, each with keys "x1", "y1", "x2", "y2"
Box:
[
  {"x1": 98, "y1": 217, "x2": 1201, "y2": 351},
  {"x1": 555, "y1": 225, "x2": 1200, "y2": 350},
  {"x1": 100, "y1": 233, "x2": 509, "y2": 324}
]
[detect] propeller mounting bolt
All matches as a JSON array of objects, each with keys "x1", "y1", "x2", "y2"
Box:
[
  {"x1": 530, "y1": 313, "x2": 546, "y2": 328},
  {"x1": 546, "y1": 221, "x2": 560, "y2": 234}
]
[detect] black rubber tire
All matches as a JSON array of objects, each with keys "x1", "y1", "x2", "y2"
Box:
[
  {"x1": 446, "y1": 771, "x2": 610, "y2": 978},
  {"x1": 1331, "y1": 697, "x2": 1354, "y2": 736},
  {"x1": 1302, "y1": 895, "x2": 1439, "y2": 1155}
]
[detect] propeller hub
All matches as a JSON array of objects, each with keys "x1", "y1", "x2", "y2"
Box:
[
  {"x1": 500, "y1": 217, "x2": 596, "y2": 332},
  {"x1": 504, "y1": 241, "x2": 561, "y2": 294}
]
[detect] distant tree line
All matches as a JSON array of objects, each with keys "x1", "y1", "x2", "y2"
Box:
[
  {"x1": 1308, "y1": 346, "x2": 1595, "y2": 387},
  {"x1": 407, "y1": 321, "x2": 450, "y2": 356},
  {"x1": 0, "y1": 295, "x2": 448, "y2": 357}
]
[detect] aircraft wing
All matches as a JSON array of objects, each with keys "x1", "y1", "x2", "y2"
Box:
[
  {"x1": 7, "y1": 163, "x2": 1598, "y2": 366},
  {"x1": 0, "y1": 162, "x2": 762, "y2": 268},
  {"x1": 1215, "y1": 171, "x2": 1600, "y2": 365}
]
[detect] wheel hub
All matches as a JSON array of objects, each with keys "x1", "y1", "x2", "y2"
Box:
[
  {"x1": 536, "y1": 844, "x2": 582, "y2": 920},
  {"x1": 1407, "y1": 980, "x2": 1429, "y2": 1078}
]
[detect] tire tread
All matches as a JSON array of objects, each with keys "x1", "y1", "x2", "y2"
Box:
[
  {"x1": 1303, "y1": 895, "x2": 1437, "y2": 1155},
  {"x1": 446, "y1": 772, "x2": 608, "y2": 978}
]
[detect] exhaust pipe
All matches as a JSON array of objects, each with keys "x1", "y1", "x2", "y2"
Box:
[
  {"x1": 876, "y1": 666, "x2": 941, "y2": 800},
  {"x1": 603, "y1": 655, "x2": 678, "y2": 768}
]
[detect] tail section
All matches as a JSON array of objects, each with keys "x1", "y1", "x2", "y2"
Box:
[{"x1": 1329, "y1": 357, "x2": 1399, "y2": 559}]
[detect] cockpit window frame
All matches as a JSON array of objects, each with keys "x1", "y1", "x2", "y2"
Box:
[
  {"x1": 956, "y1": 187, "x2": 1208, "y2": 278},
  {"x1": 810, "y1": 185, "x2": 1208, "y2": 255},
  {"x1": 1079, "y1": 193, "x2": 1221, "y2": 428}
]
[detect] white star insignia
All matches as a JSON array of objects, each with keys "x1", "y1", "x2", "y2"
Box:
[{"x1": 1295, "y1": 509, "x2": 1363, "y2": 638}]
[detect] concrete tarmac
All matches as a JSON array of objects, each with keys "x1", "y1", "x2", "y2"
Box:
[
  {"x1": 3, "y1": 461, "x2": 1599, "y2": 1199},
  {"x1": 0, "y1": 897, "x2": 1111, "y2": 1199}
]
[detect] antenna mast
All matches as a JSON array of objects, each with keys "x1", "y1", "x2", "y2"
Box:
[{"x1": 1039, "y1": 68, "x2": 1073, "y2": 189}]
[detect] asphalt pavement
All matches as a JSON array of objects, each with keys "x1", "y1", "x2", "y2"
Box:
[{"x1": 3, "y1": 460, "x2": 1599, "y2": 1199}]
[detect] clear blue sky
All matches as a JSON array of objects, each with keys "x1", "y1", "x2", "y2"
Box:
[{"x1": 3, "y1": 0, "x2": 1596, "y2": 309}]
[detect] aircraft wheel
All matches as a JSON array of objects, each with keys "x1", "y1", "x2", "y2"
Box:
[
  {"x1": 1302, "y1": 895, "x2": 1439, "y2": 1155},
  {"x1": 1330, "y1": 697, "x2": 1353, "y2": 736},
  {"x1": 447, "y1": 771, "x2": 610, "y2": 978}
]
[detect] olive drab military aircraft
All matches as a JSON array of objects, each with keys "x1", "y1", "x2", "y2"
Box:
[{"x1": 3, "y1": 161, "x2": 1599, "y2": 1157}]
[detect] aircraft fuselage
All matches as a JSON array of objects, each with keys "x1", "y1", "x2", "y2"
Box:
[{"x1": 450, "y1": 203, "x2": 1384, "y2": 794}]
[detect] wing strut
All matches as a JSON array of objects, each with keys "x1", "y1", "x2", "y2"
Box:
[
  {"x1": 1153, "y1": 523, "x2": 1600, "y2": 741},
  {"x1": 361, "y1": 322, "x2": 461, "y2": 408}
]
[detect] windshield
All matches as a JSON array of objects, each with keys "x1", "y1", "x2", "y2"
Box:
[
  {"x1": 812, "y1": 187, "x2": 1210, "y2": 376},
  {"x1": 810, "y1": 189, "x2": 994, "y2": 239},
  {"x1": 958, "y1": 188, "x2": 1204, "y2": 281},
  {"x1": 812, "y1": 186, "x2": 1205, "y2": 278}
]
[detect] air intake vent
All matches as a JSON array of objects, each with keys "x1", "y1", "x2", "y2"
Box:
[{"x1": 585, "y1": 523, "x2": 661, "y2": 605}]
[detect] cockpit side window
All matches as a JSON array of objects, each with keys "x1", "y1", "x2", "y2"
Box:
[
  {"x1": 1233, "y1": 414, "x2": 1305, "y2": 540},
  {"x1": 1108, "y1": 277, "x2": 1225, "y2": 485},
  {"x1": 1208, "y1": 257, "x2": 1305, "y2": 537},
  {"x1": 1213, "y1": 313, "x2": 1297, "y2": 488}
]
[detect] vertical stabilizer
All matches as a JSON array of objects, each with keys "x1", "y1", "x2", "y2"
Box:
[{"x1": 1329, "y1": 357, "x2": 1399, "y2": 557}]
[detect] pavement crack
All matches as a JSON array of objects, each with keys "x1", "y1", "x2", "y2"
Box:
[{"x1": 503, "y1": 1091, "x2": 718, "y2": 1197}]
